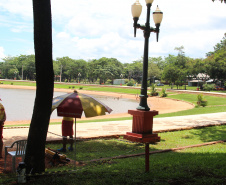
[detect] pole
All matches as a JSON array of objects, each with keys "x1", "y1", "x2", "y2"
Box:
[
  {"x1": 145, "y1": 143, "x2": 150, "y2": 172},
  {"x1": 74, "y1": 118, "x2": 76, "y2": 168},
  {"x1": 137, "y1": 4, "x2": 151, "y2": 111}
]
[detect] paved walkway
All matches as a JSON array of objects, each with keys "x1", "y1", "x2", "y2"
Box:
[{"x1": 3, "y1": 112, "x2": 226, "y2": 146}]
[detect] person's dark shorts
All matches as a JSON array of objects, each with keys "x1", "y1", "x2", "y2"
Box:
[{"x1": 62, "y1": 120, "x2": 73, "y2": 136}]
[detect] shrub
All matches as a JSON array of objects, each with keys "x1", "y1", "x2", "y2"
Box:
[
  {"x1": 200, "y1": 100, "x2": 208, "y2": 107},
  {"x1": 127, "y1": 81, "x2": 134, "y2": 86},
  {"x1": 11, "y1": 83, "x2": 13, "y2": 85},
  {"x1": 150, "y1": 84, "x2": 158, "y2": 96},
  {"x1": 197, "y1": 94, "x2": 208, "y2": 107},
  {"x1": 203, "y1": 84, "x2": 215, "y2": 91},
  {"x1": 124, "y1": 79, "x2": 129, "y2": 84},
  {"x1": 197, "y1": 94, "x2": 203, "y2": 102},
  {"x1": 160, "y1": 88, "x2": 167, "y2": 97},
  {"x1": 105, "y1": 79, "x2": 112, "y2": 85},
  {"x1": 79, "y1": 87, "x2": 83, "y2": 90}
]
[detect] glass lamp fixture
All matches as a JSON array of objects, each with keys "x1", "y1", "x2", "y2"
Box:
[
  {"x1": 153, "y1": 5, "x2": 163, "y2": 42},
  {"x1": 131, "y1": 0, "x2": 142, "y2": 37},
  {"x1": 153, "y1": 5, "x2": 163, "y2": 25},
  {"x1": 132, "y1": 0, "x2": 142, "y2": 18},
  {"x1": 145, "y1": 0, "x2": 154, "y2": 4}
]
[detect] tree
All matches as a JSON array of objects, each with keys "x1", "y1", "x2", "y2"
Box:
[
  {"x1": 148, "y1": 58, "x2": 161, "y2": 84},
  {"x1": 22, "y1": 55, "x2": 36, "y2": 80},
  {"x1": 24, "y1": 0, "x2": 54, "y2": 174},
  {"x1": 205, "y1": 33, "x2": 226, "y2": 83},
  {"x1": 124, "y1": 60, "x2": 143, "y2": 83},
  {"x1": 86, "y1": 57, "x2": 123, "y2": 84},
  {"x1": 162, "y1": 64, "x2": 180, "y2": 88},
  {"x1": 212, "y1": 0, "x2": 226, "y2": 3}
]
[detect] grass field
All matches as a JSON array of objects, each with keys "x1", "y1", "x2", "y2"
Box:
[{"x1": 1, "y1": 125, "x2": 225, "y2": 185}]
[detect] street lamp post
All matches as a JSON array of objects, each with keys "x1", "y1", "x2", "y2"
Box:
[
  {"x1": 124, "y1": 0, "x2": 163, "y2": 173},
  {"x1": 132, "y1": 0, "x2": 163, "y2": 111}
]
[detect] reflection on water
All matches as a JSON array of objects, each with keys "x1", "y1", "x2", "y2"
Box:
[{"x1": 0, "y1": 88, "x2": 138, "y2": 121}]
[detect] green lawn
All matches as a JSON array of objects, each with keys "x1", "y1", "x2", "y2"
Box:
[
  {"x1": 168, "y1": 93, "x2": 226, "y2": 106},
  {"x1": 155, "y1": 93, "x2": 226, "y2": 118},
  {"x1": 46, "y1": 125, "x2": 226, "y2": 162},
  {"x1": 1, "y1": 126, "x2": 225, "y2": 185},
  {"x1": 162, "y1": 84, "x2": 198, "y2": 91}
]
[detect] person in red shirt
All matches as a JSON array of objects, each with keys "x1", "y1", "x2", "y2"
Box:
[
  {"x1": 57, "y1": 117, "x2": 74, "y2": 152},
  {"x1": 0, "y1": 102, "x2": 6, "y2": 158}
]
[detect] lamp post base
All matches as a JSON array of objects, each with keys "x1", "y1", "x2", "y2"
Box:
[
  {"x1": 124, "y1": 109, "x2": 160, "y2": 172},
  {"x1": 128, "y1": 109, "x2": 158, "y2": 134}
]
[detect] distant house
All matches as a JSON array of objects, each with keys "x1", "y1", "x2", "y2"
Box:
[
  {"x1": 113, "y1": 79, "x2": 125, "y2": 85},
  {"x1": 188, "y1": 73, "x2": 210, "y2": 86},
  {"x1": 188, "y1": 80, "x2": 204, "y2": 87},
  {"x1": 206, "y1": 79, "x2": 214, "y2": 83}
]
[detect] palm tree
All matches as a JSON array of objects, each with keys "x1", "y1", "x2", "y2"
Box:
[{"x1": 24, "y1": 0, "x2": 54, "y2": 174}]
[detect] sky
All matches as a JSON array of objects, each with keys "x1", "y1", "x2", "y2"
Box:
[{"x1": 0, "y1": 0, "x2": 226, "y2": 63}]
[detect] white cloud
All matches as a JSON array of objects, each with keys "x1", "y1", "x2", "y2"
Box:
[
  {"x1": 0, "y1": 0, "x2": 32, "y2": 19},
  {"x1": 0, "y1": 47, "x2": 6, "y2": 60},
  {"x1": 0, "y1": 0, "x2": 226, "y2": 63},
  {"x1": 56, "y1": 32, "x2": 70, "y2": 39}
]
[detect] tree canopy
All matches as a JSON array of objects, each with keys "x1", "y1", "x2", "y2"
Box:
[
  {"x1": 212, "y1": 0, "x2": 226, "y2": 3},
  {"x1": 1, "y1": 33, "x2": 226, "y2": 86}
]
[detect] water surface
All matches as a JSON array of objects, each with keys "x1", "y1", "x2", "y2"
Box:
[{"x1": 0, "y1": 88, "x2": 138, "y2": 121}]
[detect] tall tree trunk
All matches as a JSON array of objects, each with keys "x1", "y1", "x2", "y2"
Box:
[{"x1": 24, "y1": 0, "x2": 54, "y2": 174}]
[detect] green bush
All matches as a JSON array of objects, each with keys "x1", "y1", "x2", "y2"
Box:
[
  {"x1": 160, "y1": 88, "x2": 167, "y2": 97},
  {"x1": 124, "y1": 79, "x2": 129, "y2": 84},
  {"x1": 79, "y1": 87, "x2": 83, "y2": 90},
  {"x1": 197, "y1": 94, "x2": 203, "y2": 102},
  {"x1": 200, "y1": 100, "x2": 208, "y2": 107},
  {"x1": 197, "y1": 94, "x2": 208, "y2": 107},
  {"x1": 105, "y1": 79, "x2": 112, "y2": 85},
  {"x1": 203, "y1": 84, "x2": 215, "y2": 91},
  {"x1": 127, "y1": 81, "x2": 134, "y2": 86},
  {"x1": 150, "y1": 84, "x2": 158, "y2": 96}
]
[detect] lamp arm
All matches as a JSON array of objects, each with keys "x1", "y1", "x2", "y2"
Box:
[
  {"x1": 155, "y1": 23, "x2": 160, "y2": 42},
  {"x1": 133, "y1": 18, "x2": 139, "y2": 37}
]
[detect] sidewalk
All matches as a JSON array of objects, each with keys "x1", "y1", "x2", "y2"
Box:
[{"x1": 3, "y1": 112, "x2": 226, "y2": 146}]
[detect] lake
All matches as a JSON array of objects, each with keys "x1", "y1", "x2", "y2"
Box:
[{"x1": 0, "y1": 88, "x2": 138, "y2": 121}]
